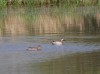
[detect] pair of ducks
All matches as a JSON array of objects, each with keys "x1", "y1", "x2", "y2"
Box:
[{"x1": 26, "y1": 39, "x2": 65, "y2": 51}]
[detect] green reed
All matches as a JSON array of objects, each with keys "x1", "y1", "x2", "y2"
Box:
[
  {"x1": 0, "y1": 0, "x2": 98, "y2": 8},
  {"x1": 0, "y1": 0, "x2": 6, "y2": 7}
]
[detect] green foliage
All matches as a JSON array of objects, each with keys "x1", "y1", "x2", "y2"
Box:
[
  {"x1": 0, "y1": 0, "x2": 99, "y2": 7},
  {"x1": 0, "y1": 0, "x2": 6, "y2": 7},
  {"x1": 98, "y1": 0, "x2": 100, "y2": 7}
]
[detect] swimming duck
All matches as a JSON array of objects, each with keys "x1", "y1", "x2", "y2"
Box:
[
  {"x1": 26, "y1": 45, "x2": 41, "y2": 51},
  {"x1": 52, "y1": 39, "x2": 65, "y2": 45}
]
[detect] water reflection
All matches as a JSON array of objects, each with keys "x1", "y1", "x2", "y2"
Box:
[{"x1": 39, "y1": 51, "x2": 100, "y2": 74}]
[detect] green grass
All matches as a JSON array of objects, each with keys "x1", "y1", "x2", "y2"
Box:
[
  {"x1": 0, "y1": 0, "x2": 99, "y2": 8},
  {"x1": 0, "y1": 0, "x2": 6, "y2": 7}
]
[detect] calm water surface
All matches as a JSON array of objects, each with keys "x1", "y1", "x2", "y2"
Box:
[{"x1": 0, "y1": 33, "x2": 100, "y2": 74}]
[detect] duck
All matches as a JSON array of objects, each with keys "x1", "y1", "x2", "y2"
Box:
[
  {"x1": 26, "y1": 45, "x2": 41, "y2": 51},
  {"x1": 52, "y1": 39, "x2": 65, "y2": 45}
]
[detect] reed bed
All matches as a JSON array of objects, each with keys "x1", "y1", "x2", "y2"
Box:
[
  {"x1": 0, "y1": 0, "x2": 99, "y2": 8},
  {"x1": 0, "y1": 10, "x2": 99, "y2": 35}
]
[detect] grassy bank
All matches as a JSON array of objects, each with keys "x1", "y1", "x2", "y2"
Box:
[{"x1": 0, "y1": 0, "x2": 99, "y2": 8}]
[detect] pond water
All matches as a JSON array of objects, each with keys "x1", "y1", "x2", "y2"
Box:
[
  {"x1": 0, "y1": 6, "x2": 100, "y2": 74},
  {"x1": 0, "y1": 33, "x2": 100, "y2": 74}
]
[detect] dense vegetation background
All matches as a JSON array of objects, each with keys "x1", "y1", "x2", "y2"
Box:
[
  {"x1": 0, "y1": 0, "x2": 100, "y2": 35},
  {"x1": 0, "y1": 0, "x2": 99, "y2": 8}
]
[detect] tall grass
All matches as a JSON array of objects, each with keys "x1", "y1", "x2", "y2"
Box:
[
  {"x1": 0, "y1": 0, "x2": 6, "y2": 7},
  {"x1": 0, "y1": 6, "x2": 100, "y2": 35},
  {"x1": 0, "y1": 0, "x2": 99, "y2": 8},
  {"x1": 98, "y1": 0, "x2": 100, "y2": 8}
]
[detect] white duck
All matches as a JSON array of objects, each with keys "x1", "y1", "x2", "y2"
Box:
[{"x1": 52, "y1": 39, "x2": 65, "y2": 45}]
